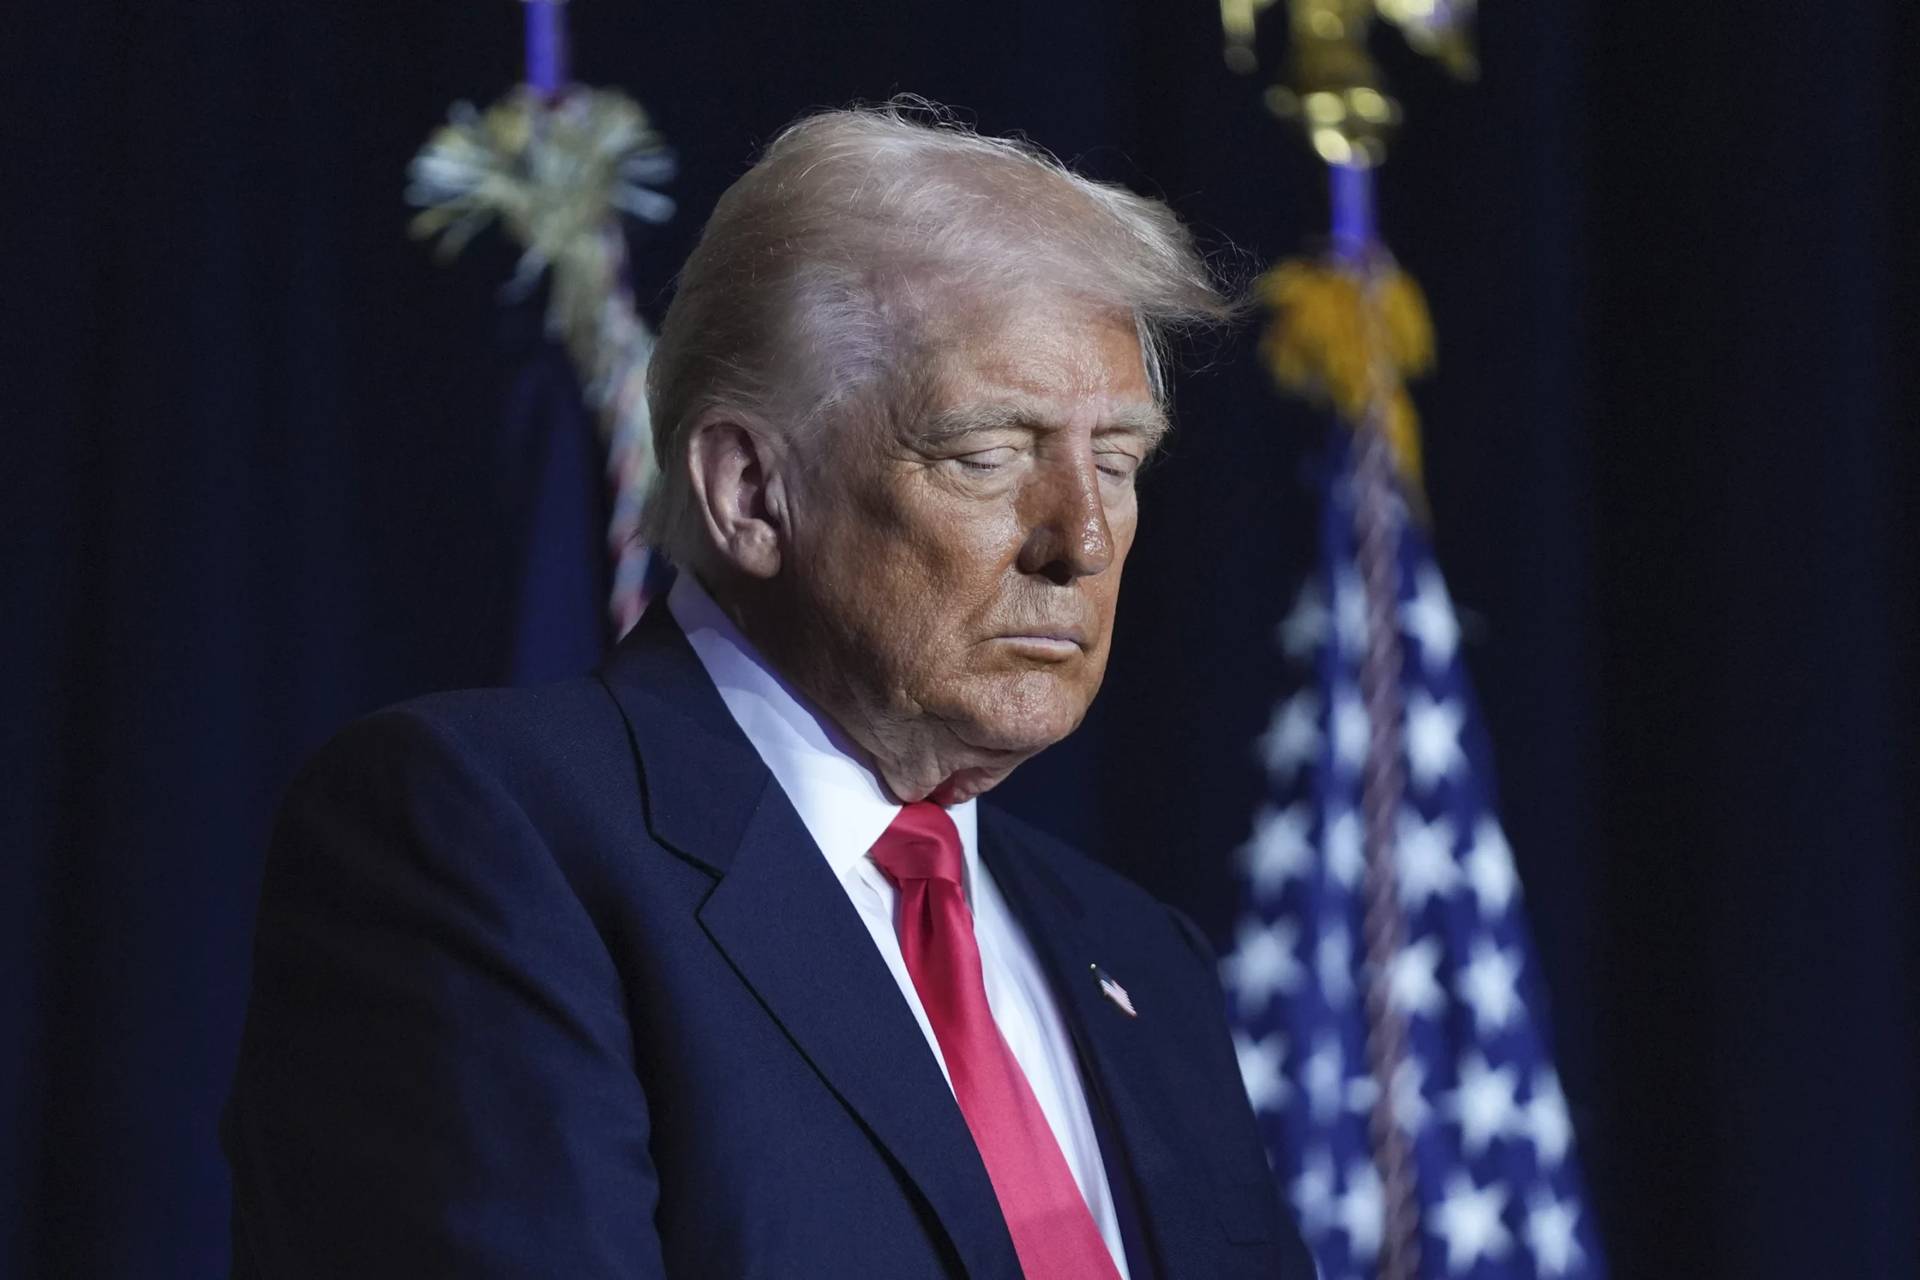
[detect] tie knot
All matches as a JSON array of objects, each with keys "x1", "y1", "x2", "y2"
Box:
[{"x1": 870, "y1": 802, "x2": 965, "y2": 888}]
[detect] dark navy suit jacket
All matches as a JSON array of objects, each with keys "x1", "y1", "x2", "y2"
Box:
[{"x1": 224, "y1": 608, "x2": 1315, "y2": 1278}]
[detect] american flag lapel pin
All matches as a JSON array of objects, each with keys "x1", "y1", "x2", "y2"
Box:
[{"x1": 1091, "y1": 964, "x2": 1137, "y2": 1018}]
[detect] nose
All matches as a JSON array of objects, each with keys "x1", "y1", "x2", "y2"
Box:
[{"x1": 1015, "y1": 446, "x2": 1115, "y2": 586}]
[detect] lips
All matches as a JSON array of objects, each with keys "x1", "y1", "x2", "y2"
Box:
[{"x1": 993, "y1": 625, "x2": 1090, "y2": 653}]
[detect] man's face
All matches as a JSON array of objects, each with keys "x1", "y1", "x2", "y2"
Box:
[{"x1": 769, "y1": 295, "x2": 1163, "y2": 801}]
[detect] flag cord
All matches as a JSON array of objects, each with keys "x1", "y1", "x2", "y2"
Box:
[{"x1": 1339, "y1": 160, "x2": 1423, "y2": 1280}]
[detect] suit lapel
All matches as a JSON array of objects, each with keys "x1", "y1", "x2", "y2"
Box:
[
  {"x1": 599, "y1": 612, "x2": 1020, "y2": 1279},
  {"x1": 978, "y1": 811, "x2": 1225, "y2": 1280}
]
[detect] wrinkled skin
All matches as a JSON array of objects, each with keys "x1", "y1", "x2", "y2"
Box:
[{"x1": 691, "y1": 295, "x2": 1164, "y2": 803}]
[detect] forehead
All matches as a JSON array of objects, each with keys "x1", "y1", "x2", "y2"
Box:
[{"x1": 926, "y1": 296, "x2": 1155, "y2": 422}]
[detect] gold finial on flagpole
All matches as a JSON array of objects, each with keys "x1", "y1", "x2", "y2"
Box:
[{"x1": 1219, "y1": 0, "x2": 1474, "y2": 166}]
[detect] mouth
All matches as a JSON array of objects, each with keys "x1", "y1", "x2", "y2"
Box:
[{"x1": 991, "y1": 628, "x2": 1088, "y2": 660}]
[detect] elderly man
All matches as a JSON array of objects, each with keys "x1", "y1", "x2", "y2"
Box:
[{"x1": 225, "y1": 106, "x2": 1315, "y2": 1279}]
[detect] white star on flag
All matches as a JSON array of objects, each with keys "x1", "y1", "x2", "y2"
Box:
[
  {"x1": 1330, "y1": 686, "x2": 1370, "y2": 771},
  {"x1": 1223, "y1": 920, "x2": 1305, "y2": 1013},
  {"x1": 1258, "y1": 692, "x2": 1323, "y2": 778},
  {"x1": 1278, "y1": 583, "x2": 1331, "y2": 659},
  {"x1": 1525, "y1": 1188, "x2": 1587, "y2": 1276},
  {"x1": 1430, "y1": 1173, "x2": 1513, "y2": 1274},
  {"x1": 1463, "y1": 817, "x2": 1520, "y2": 918},
  {"x1": 1524, "y1": 1070, "x2": 1575, "y2": 1166},
  {"x1": 1448, "y1": 1051, "x2": 1520, "y2": 1156},
  {"x1": 1302, "y1": 1034, "x2": 1346, "y2": 1122},
  {"x1": 1401, "y1": 564, "x2": 1461, "y2": 672},
  {"x1": 1336, "y1": 1160, "x2": 1385, "y2": 1262},
  {"x1": 1405, "y1": 691, "x2": 1467, "y2": 790},
  {"x1": 1387, "y1": 936, "x2": 1447, "y2": 1020},
  {"x1": 1291, "y1": 1147, "x2": 1337, "y2": 1234},
  {"x1": 1458, "y1": 939, "x2": 1525, "y2": 1034},
  {"x1": 1396, "y1": 810, "x2": 1460, "y2": 908},
  {"x1": 1325, "y1": 808, "x2": 1364, "y2": 888},
  {"x1": 1332, "y1": 569, "x2": 1368, "y2": 654},
  {"x1": 1238, "y1": 803, "x2": 1314, "y2": 897}
]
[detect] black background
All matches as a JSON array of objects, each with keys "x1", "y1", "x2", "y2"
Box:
[{"x1": 5, "y1": 0, "x2": 1916, "y2": 1275}]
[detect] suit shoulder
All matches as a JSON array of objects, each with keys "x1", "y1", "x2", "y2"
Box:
[
  {"x1": 378, "y1": 678, "x2": 622, "y2": 752},
  {"x1": 271, "y1": 677, "x2": 657, "y2": 927},
  {"x1": 293, "y1": 677, "x2": 631, "y2": 811}
]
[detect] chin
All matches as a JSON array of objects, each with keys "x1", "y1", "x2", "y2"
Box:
[{"x1": 946, "y1": 674, "x2": 1093, "y2": 757}]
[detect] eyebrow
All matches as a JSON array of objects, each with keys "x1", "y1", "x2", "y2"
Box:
[{"x1": 916, "y1": 400, "x2": 1171, "y2": 450}]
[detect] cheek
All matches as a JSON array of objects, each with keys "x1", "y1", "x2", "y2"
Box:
[
  {"x1": 803, "y1": 502, "x2": 1008, "y2": 683},
  {"x1": 938, "y1": 492, "x2": 1028, "y2": 570},
  {"x1": 870, "y1": 496, "x2": 1025, "y2": 619}
]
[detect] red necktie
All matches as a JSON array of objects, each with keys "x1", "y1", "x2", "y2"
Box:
[{"x1": 870, "y1": 803, "x2": 1123, "y2": 1280}]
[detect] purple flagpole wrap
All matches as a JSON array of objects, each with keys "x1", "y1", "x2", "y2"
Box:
[
  {"x1": 524, "y1": 0, "x2": 569, "y2": 96},
  {"x1": 1329, "y1": 162, "x2": 1375, "y2": 264}
]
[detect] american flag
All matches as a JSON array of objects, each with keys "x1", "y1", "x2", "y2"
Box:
[{"x1": 1223, "y1": 430, "x2": 1604, "y2": 1280}]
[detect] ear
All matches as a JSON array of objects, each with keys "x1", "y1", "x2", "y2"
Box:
[{"x1": 685, "y1": 415, "x2": 786, "y2": 579}]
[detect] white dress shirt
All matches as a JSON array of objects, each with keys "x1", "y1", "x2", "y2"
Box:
[{"x1": 668, "y1": 573, "x2": 1130, "y2": 1277}]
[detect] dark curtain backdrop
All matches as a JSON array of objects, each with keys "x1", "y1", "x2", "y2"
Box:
[{"x1": 5, "y1": 1, "x2": 1915, "y2": 1276}]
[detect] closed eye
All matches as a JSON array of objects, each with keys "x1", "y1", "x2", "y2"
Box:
[{"x1": 953, "y1": 447, "x2": 1019, "y2": 472}]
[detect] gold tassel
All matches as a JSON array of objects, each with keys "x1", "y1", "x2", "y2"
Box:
[{"x1": 1256, "y1": 255, "x2": 1434, "y2": 497}]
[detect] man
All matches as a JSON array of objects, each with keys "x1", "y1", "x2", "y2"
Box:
[{"x1": 225, "y1": 104, "x2": 1315, "y2": 1279}]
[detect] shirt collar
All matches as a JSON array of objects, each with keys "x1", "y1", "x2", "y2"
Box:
[{"x1": 666, "y1": 571, "x2": 980, "y2": 887}]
